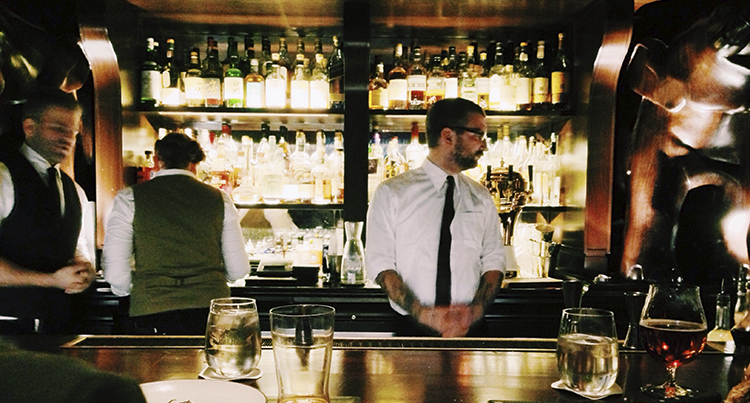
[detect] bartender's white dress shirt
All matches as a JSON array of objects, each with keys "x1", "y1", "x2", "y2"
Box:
[
  {"x1": 0, "y1": 143, "x2": 91, "y2": 262},
  {"x1": 366, "y1": 158, "x2": 505, "y2": 315},
  {"x1": 102, "y1": 169, "x2": 250, "y2": 296}
]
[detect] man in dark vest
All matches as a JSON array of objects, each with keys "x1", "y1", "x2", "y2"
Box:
[{"x1": 0, "y1": 89, "x2": 96, "y2": 333}]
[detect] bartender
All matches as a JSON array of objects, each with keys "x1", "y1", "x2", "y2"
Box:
[{"x1": 366, "y1": 98, "x2": 505, "y2": 337}]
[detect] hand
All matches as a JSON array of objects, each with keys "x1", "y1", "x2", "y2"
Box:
[
  {"x1": 418, "y1": 304, "x2": 477, "y2": 337},
  {"x1": 51, "y1": 258, "x2": 95, "y2": 294}
]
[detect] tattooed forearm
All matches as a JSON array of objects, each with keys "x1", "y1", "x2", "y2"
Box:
[
  {"x1": 375, "y1": 270, "x2": 423, "y2": 317},
  {"x1": 471, "y1": 271, "x2": 503, "y2": 311}
]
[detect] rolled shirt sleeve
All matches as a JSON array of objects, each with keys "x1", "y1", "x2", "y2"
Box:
[
  {"x1": 101, "y1": 188, "x2": 135, "y2": 297},
  {"x1": 220, "y1": 192, "x2": 251, "y2": 282}
]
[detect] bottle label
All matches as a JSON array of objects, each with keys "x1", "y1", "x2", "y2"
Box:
[
  {"x1": 489, "y1": 75, "x2": 502, "y2": 107},
  {"x1": 533, "y1": 77, "x2": 549, "y2": 103},
  {"x1": 184, "y1": 77, "x2": 204, "y2": 104},
  {"x1": 203, "y1": 77, "x2": 222, "y2": 106},
  {"x1": 141, "y1": 71, "x2": 162, "y2": 102},
  {"x1": 551, "y1": 71, "x2": 569, "y2": 103},
  {"x1": 444, "y1": 77, "x2": 458, "y2": 98},
  {"x1": 224, "y1": 77, "x2": 244, "y2": 103},
  {"x1": 245, "y1": 82, "x2": 264, "y2": 108},
  {"x1": 266, "y1": 78, "x2": 286, "y2": 108},
  {"x1": 515, "y1": 77, "x2": 532, "y2": 105},
  {"x1": 310, "y1": 81, "x2": 329, "y2": 108},
  {"x1": 370, "y1": 88, "x2": 388, "y2": 109},
  {"x1": 291, "y1": 81, "x2": 310, "y2": 109}
]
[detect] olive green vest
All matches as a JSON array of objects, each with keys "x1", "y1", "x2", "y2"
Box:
[{"x1": 130, "y1": 174, "x2": 229, "y2": 317}]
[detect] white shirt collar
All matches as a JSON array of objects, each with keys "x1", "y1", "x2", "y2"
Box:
[
  {"x1": 422, "y1": 158, "x2": 458, "y2": 192},
  {"x1": 151, "y1": 168, "x2": 196, "y2": 179},
  {"x1": 20, "y1": 143, "x2": 56, "y2": 176}
]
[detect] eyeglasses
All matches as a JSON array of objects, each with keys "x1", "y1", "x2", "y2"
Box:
[{"x1": 449, "y1": 126, "x2": 487, "y2": 141}]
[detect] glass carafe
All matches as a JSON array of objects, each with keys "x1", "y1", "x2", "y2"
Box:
[{"x1": 341, "y1": 221, "x2": 366, "y2": 286}]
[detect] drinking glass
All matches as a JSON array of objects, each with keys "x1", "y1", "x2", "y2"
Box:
[
  {"x1": 639, "y1": 283, "x2": 708, "y2": 398},
  {"x1": 204, "y1": 297, "x2": 262, "y2": 377},
  {"x1": 270, "y1": 304, "x2": 335, "y2": 403},
  {"x1": 556, "y1": 308, "x2": 619, "y2": 394}
]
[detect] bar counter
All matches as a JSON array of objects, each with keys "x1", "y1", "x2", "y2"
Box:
[{"x1": 8, "y1": 335, "x2": 742, "y2": 403}]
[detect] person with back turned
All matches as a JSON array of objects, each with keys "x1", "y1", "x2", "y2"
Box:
[
  {"x1": 102, "y1": 132, "x2": 250, "y2": 335},
  {"x1": 366, "y1": 98, "x2": 505, "y2": 337},
  {"x1": 0, "y1": 89, "x2": 96, "y2": 333}
]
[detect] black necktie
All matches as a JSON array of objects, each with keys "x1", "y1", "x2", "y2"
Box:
[
  {"x1": 436, "y1": 176, "x2": 455, "y2": 306},
  {"x1": 48, "y1": 167, "x2": 61, "y2": 216}
]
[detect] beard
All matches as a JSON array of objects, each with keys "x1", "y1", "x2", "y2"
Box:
[{"x1": 453, "y1": 139, "x2": 483, "y2": 171}]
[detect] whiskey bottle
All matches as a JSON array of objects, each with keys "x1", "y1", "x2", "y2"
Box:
[
  {"x1": 458, "y1": 51, "x2": 478, "y2": 104},
  {"x1": 238, "y1": 35, "x2": 254, "y2": 77},
  {"x1": 388, "y1": 43, "x2": 408, "y2": 110},
  {"x1": 551, "y1": 32, "x2": 571, "y2": 111},
  {"x1": 262, "y1": 135, "x2": 284, "y2": 204},
  {"x1": 425, "y1": 55, "x2": 446, "y2": 108},
  {"x1": 291, "y1": 55, "x2": 310, "y2": 109},
  {"x1": 223, "y1": 37, "x2": 245, "y2": 108},
  {"x1": 532, "y1": 40, "x2": 550, "y2": 111},
  {"x1": 184, "y1": 48, "x2": 204, "y2": 107},
  {"x1": 140, "y1": 37, "x2": 162, "y2": 107},
  {"x1": 328, "y1": 36, "x2": 345, "y2": 109},
  {"x1": 311, "y1": 132, "x2": 332, "y2": 204},
  {"x1": 265, "y1": 56, "x2": 287, "y2": 108},
  {"x1": 368, "y1": 55, "x2": 389, "y2": 110},
  {"x1": 309, "y1": 54, "x2": 329, "y2": 109},
  {"x1": 515, "y1": 41, "x2": 533, "y2": 111},
  {"x1": 476, "y1": 51, "x2": 490, "y2": 109},
  {"x1": 406, "y1": 45, "x2": 427, "y2": 110},
  {"x1": 383, "y1": 137, "x2": 406, "y2": 180},
  {"x1": 259, "y1": 36, "x2": 273, "y2": 77},
  {"x1": 444, "y1": 46, "x2": 459, "y2": 99},
  {"x1": 160, "y1": 38, "x2": 181, "y2": 106},
  {"x1": 499, "y1": 41, "x2": 517, "y2": 111},
  {"x1": 202, "y1": 38, "x2": 223, "y2": 107},
  {"x1": 244, "y1": 58, "x2": 264, "y2": 108},
  {"x1": 488, "y1": 42, "x2": 504, "y2": 111}
]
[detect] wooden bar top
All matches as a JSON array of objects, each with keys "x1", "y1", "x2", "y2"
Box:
[{"x1": 11, "y1": 335, "x2": 744, "y2": 403}]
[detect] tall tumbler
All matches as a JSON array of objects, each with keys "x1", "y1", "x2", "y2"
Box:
[{"x1": 270, "y1": 304, "x2": 335, "y2": 403}]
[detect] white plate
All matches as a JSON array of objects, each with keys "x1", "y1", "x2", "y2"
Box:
[
  {"x1": 551, "y1": 380, "x2": 622, "y2": 400},
  {"x1": 199, "y1": 366, "x2": 263, "y2": 381},
  {"x1": 140, "y1": 379, "x2": 266, "y2": 403}
]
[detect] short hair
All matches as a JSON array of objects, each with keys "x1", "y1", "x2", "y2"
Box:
[
  {"x1": 21, "y1": 88, "x2": 82, "y2": 122},
  {"x1": 154, "y1": 132, "x2": 206, "y2": 169},
  {"x1": 425, "y1": 98, "x2": 485, "y2": 148}
]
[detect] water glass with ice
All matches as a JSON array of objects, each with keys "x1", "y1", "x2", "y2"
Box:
[
  {"x1": 204, "y1": 297, "x2": 262, "y2": 377},
  {"x1": 556, "y1": 307, "x2": 619, "y2": 394},
  {"x1": 270, "y1": 304, "x2": 335, "y2": 403}
]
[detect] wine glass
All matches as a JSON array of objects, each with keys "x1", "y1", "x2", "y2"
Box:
[
  {"x1": 639, "y1": 283, "x2": 708, "y2": 398},
  {"x1": 204, "y1": 297, "x2": 262, "y2": 378}
]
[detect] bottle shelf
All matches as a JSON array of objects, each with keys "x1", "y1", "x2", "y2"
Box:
[
  {"x1": 234, "y1": 202, "x2": 344, "y2": 210},
  {"x1": 135, "y1": 107, "x2": 345, "y2": 131},
  {"x1": 369, "y1": 110, "x2": 573, "y2": 135}
]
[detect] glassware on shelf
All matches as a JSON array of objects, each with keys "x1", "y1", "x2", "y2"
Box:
[{"x1": 340, "y1": 221, "x2": 366, "y2": 286}]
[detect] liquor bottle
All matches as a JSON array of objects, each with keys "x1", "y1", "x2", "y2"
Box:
[
  {"x1": 278, "y1": 37, "x2": 292, "y2": 80},
  {"x1": 383, "y1": 137, "x2": 406, "y2": 180},
  {"x1": 476, "y1": 51, "x2": 490, "y2": 109},
  {"x1": 291, "y1": 55, "x2": 310, "y2": 109},
  {"x1": 160, "y1": 38, "x2": 181, "y2": 106},
  {"x1": 488, "y1": 42, "x2": 504, "y2": 111},
  {"x1": 405, "y1": 123, "x2": 424, "y2": 170},
  {"x1": 221, "y1": 37, "x2": 237, "y2": 75},
  {"x1": 238, "y1": 35, "x2": 255, "y2": 77},
  {"x1": 244, "y1": 58, "x2": 264, "y2": 108},
  {"x1": 425, "y1": 55, "x2": 445, "y2": 108},
  {"x1": 262, "y1": 135, "x2": 284, "y2": 204},
  {"x1": 545, "y1": 132, "x2": 561, "y2": 205},
  {"x1": 290, "y1": 129, "x2": 313, "y2": 202},
  {"x1": 551, "y1": 32, "x2": 571, "y2": 111},
  {"x1": 328, "y1": 36, "x2": 345, "y2": 110},
  {"x1": 311, "y1": 132, "x2": 332, "y2": 204},
  {"x1": 202, "y1": 39, "x2": 223, "y2": 107},
  {"x1": 224, "y1": 38, "x2": 245, "y2": 108},
  {"x1": 309, "y1": 54, "x2": 329, "y2": 109},
  {"x1": 515, "y1": 41, "x2": 533, "y2": 111},
  {"x1": 184, "y1": 48, "x2": 204, "y2": 107},
  {"x1": 406, "y1": 45, "x2": 427, "y2": 110},
  {"x1": 265, "y1": 57, "x2": 287, "y2": 108},
  {"x1": 259, "y1": 36, "x2": 273, "y2": 77},
  {"x1": 140, "y1": 37, "x2": 162, "y2": 107},
  {"x1": 309, "y1": 38, "x2": 324, "y2": 74},
  {"x1": 458, "y1": 51, "x2": 478, "y2": 104},
  {"x1": 388, "y1": 43, "x2": 408, "y2": 110},
  {"x1": 368, "y1": 55, "x2": 389, "y2": 110},
  {"x1": 367, "y1": 127, "x2": 384, "y2": 200},
  {"x1": 707, "y1": 279, "x2": 734, "y2": 343},
  {"x1": 499, "y1": 40, "x2": 517, "y2": 111},
  {"x1": 444, "y1": 46, "x2": 459, "y2": 99},
  {"x1": 532, "y1": 40, "x2": 550, "y2": 111},
  {"x1": 329, "y1": 131, "x2": 345, "y2": 202}
]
